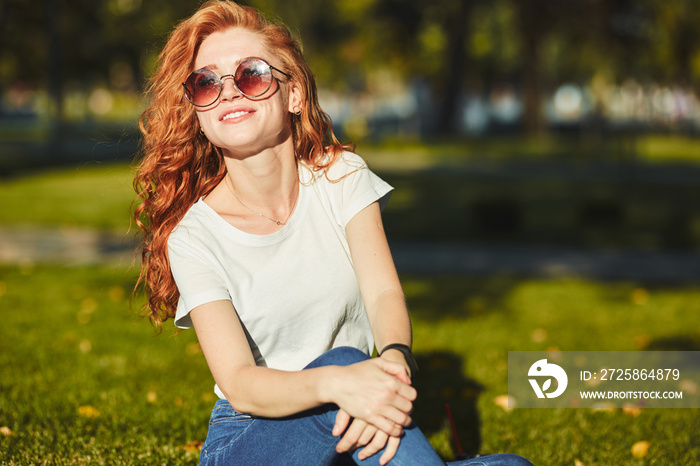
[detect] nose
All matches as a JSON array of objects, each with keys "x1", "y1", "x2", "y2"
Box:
[{"x1": 219, "y1": 74, "x2": 241, "y2": 102}]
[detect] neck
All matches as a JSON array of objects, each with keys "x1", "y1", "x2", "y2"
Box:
[{"x1": 222, "y1": 140, "x2": 299, "y2": 211}]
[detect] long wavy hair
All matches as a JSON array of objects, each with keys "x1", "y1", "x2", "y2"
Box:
[{"x1": 133, "y1": 0, "x2": 351, "y2": 329}]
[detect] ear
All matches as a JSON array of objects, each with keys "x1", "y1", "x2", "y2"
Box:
[{"x1": 286, "y1": 80, "x2": 303, "y2": 114}]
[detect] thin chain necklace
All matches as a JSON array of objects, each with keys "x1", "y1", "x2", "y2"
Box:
[{"x1": 225, "y1": 175, "x2": 298, "y2": 226}]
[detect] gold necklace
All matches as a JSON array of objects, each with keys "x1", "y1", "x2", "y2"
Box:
[{"x1": 225, "y1": 176, "x2": 298, "y2": 226}]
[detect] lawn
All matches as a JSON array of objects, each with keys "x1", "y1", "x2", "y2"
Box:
[
  {"x1": 0, "y1": 151, "x2": 699, "y2": 464},
  {"x1": 0, "y1": 264, "x2": 698, "y2": 465},
  {"x1": 0, "y1": 162, "x2": 135, "y2": 231}
]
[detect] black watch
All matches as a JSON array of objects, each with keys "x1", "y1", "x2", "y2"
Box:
[{"x1": 379, "y1": 343, "x2": 418, "y2": 383}]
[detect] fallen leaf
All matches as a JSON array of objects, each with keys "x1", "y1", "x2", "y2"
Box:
[
  {"x1": 0, "y1": 426, "x2": 15, "y2": 437},
  {"x1": 182, "y1": 440, "x2": 204, "y2": 453},
  {"x1": 590, "y1": 402, "x2": 615, "y2": 412},
  {"x1": 631, "y1": 288, "x2": 649, "y2": 305},
  {"x1": 79, "y1": 339, "x2": 92, "y2": 354},
  {"x1": 633, "y1": 334, "x2": 651, "y2": 349},
  {"x1": 108, "y1": 286, "x2": 125, "y2": 302},
  {"x1": 493, "y1": 394, "x2": 515, "y2": 411},
  {"x1": 186, "y1": 342, "x2": 202, "y2": 356},
  {"x1": 631, "y1": 440, "x2": 650, "y2": 458},
  {"x1": 80, "y1": 297, "x2": 98, "y2": 313},
  {"x1": 531, "y1": 328, "x2": 547, "y2": 343},
  {"x1": 679, "y1": 379, "x2": 698, "y2": 395},
  {"x1": 78, "y1": 405, "x2": 100, "y2": 419},
  {"x1": 622, "y1": 402, "x2": 643, "y2": 417}
]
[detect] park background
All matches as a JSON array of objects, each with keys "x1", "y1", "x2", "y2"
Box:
[{"x1": 1, "y1": 0, "x2": 699, "y2": 464}]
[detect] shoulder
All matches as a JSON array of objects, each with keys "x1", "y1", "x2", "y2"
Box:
[
  {"x1": 167, "y1": 200, "x2": 212, "y2": 248},
  {"x1": 327, "y1": 151, "x2": 368, "y2": 179},
  {"x1": 300, "y1": 151, "x2": 369, "y2": 184}
]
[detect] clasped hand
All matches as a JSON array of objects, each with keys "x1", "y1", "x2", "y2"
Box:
[{"x1": 330, "y1": 357, "x2": 415, "y2": 465}]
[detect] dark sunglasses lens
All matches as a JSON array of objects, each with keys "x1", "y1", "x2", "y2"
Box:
[
  {"x1": 185, "y1": 70, "x2": 221, "y2": 106},
  {"x1": 235, "y1": 59, "x2": 273, "y2": 97}
]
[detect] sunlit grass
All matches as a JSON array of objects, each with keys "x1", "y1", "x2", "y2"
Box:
[
  {"x1": 0, "y1": 163, "x2": 135, "y2": 231},
  {"x1": 406, "y1": 276, "x2": 700, "y2": 464},
  {"x1": 1, "y1": 265, "x2": 698, "y2": 464},
  {"x1": 637, "y1": 135, "x2": 700, "y2": 163},
  {"x1": 362, "y1": 133, "x2": 700, "y2": 170}
]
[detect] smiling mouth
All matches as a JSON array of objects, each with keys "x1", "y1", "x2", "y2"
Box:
[{"x1": 222, "y1": 110, "x2": 252, "y2": 121}]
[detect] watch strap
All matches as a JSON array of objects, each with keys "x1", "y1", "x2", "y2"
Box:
[{"x1": 379, "y1": 343, "x2": 418, "y2": 383}]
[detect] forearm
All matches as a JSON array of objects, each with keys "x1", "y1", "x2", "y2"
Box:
[
  {"x1": 221, "y1": 356, "x2": 416, "y2": 439},
  {"x1": 220, "y1": 364, "x2": 339, "y2": 417},
  {"x1": 367, "y1": 288, "x2": 412, "y2": 353}
]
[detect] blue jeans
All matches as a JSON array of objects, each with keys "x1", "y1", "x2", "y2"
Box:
[{"x1": 200, "y1": 347, "x2": 532, "y2": 466}]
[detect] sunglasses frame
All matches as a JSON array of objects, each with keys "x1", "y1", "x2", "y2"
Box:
[{"x1": 182, "y1": 57, "x2": 291, "y2": 107}]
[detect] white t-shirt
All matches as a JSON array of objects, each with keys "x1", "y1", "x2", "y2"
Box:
[{"x1": 168, "y1": 152, "x2": 392, "y2": 398}]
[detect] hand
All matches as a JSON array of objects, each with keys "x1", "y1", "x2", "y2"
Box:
[
  {"x1": 329, "y1": 358, "x2": 416, "y2": 437},
  {"x1": 379, "y1": 348, "x2": 412, "y2": 383},
  {"x1": 334, "y1": 409, "x2": 403, "y2": 465}
]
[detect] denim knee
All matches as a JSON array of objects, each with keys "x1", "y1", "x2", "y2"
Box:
[
  {"x1": 304, "y1": 346, "x2": 370, "y2": 369},
  {"x1": 475, "y1": 453, "x2": 533, "y2": 466}
]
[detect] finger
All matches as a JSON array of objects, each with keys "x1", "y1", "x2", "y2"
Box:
[
  {"x1": 387, "y1": 391, "x2": 414, "y2": 415},
  {"x1": 333, "y1": 409, "x2": 351, "y2": 437},
  {"x1": 357, "y1": 430, "x2": 389, "y2": 460},
  {"x1": 367, "y1": 415, "x2": 403, "y2": 438},
  {"x1": 379, "y1": 436, "x2": 402, "y2": 465},
  {"x1": 395, "y1": 367, "x2": 411, "y2": 385},
  {"x1": 358, "y1": 424, "x2": 377, "y2": 446},
  {"x1": 336, "y1": 418, "x2": 367, "y2": 453},
  {"x1": 373, "y1": 358, "x2": 408, "y2": 378},
  {"x1": 379, "y1": 405, "x2": 412, "y2": 429},
  {"x1": 395, "y1": 382, "x2": 417, "y2": 402}
]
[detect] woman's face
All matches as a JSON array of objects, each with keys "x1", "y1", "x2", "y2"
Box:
[{"x1": 192, "y1": 27, "x2": 301, "y2": 156}]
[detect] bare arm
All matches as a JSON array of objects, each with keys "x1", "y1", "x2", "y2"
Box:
[
  {"x1": 189, "y1": 299, "x2": 415, "y2": 436},
  {"x1": 346, "y1": 201, "x2": 412, "y2": 368},
  {"x1": 335, "y1": 201, "x2": 415, "y2": 462}
]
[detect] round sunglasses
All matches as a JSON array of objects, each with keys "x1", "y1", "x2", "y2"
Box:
[{"x1": 182, "y1": 57, "x2": 291, "y2": 107}]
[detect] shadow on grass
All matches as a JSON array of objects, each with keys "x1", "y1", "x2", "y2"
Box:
[
  {"x1": 334, "y1": 351, "x2": 484, "y2": 465},
  {"x1": 403, "y1": 274, "x2": 522, "y2": 322},
  {"x1": 413, "y1": 352, "x2": 484, "y2": 459},
  {"x1": 381, "y1": 164, "x2": 700, "y2": 251},
  {"x1": 645, "y1": 334, "x2": 700, "y2": 351}
]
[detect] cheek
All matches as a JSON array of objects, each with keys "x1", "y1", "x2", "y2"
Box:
[{"x1": 196, "y1": 112, "x2": 213, "y2": 135}]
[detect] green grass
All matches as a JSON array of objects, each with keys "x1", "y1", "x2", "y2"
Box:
[
  {"x1": 1, "y1": 265, "x2": 698, "y2": 464},
  {"x1": 3, "y1": 152, "x2": 700, "y2": 252},
  {"x1": 0, "y1": 163, "x2": 135, "y2": 231},
  {"x1": 362, "y1": 133, "x2": 700, "y2": 170}
]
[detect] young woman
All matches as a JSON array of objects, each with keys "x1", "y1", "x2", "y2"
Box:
[{"x1": 134, "y1": 2, "x2": 532, "y2": 465}]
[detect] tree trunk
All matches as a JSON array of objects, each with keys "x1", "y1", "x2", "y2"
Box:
[
  {"x1": 435, "y1": 0, "x2": 470, "y2": 136},
  {"x1": 517, "y1": 0, "x2": 546, "y2": 135},
  {"x1": 43, "y1": 0, "x2": 64, "y2": 149}
]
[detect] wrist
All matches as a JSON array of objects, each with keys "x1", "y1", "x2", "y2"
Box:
[
  {"x1": 316, "y1": 365, "x2": 341, "y2": 404},
  {"x1": 379, "y1": 344, "x2": 418, "y2": 382}
]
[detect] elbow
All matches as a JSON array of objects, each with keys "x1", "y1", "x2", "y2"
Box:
[
  {"x1": 219, "y1": 385, "x2": 256, "y2": 415},
  {"x1": 216, "y1": 368, "x2": 256, "y2": 415}
]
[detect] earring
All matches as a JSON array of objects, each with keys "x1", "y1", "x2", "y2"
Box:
[{"x1": 292, "y1": 105, "x2": 302, "y2": 116}]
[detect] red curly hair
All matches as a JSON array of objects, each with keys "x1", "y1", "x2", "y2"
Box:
[{"x1": 133, "y1": 0, "x2": 350, "y2": 328}]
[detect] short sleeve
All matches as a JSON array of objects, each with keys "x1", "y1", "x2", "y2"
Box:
[
  {"x1": 325, "y1": 152, "x2": 393, "y2": 227},
  {"x1": 168, "y1": 232, "x2": 230, "y2": 329}
]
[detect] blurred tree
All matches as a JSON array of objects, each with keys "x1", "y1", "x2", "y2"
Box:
[{"x1": 1, "y1": 0, "x2": 698, "y2": 138}]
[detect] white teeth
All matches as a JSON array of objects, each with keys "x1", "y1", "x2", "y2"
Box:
[{"x1": 222, "y1": 111, "x2": 249, "y2": 120}]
